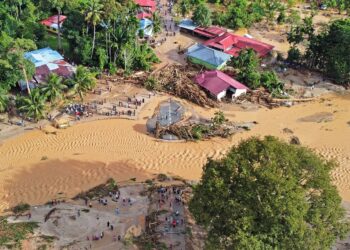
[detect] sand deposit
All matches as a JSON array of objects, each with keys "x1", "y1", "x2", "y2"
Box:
[{"x1": 0, "y1": 93, "x2": 349, "y2": 212}]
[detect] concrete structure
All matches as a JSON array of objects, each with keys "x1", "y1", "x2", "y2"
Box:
[
  {"x1": 186, "y1": 44, "x2": 231, "y2": 70},
  {"x1": 194, "y1": 70, "x2": 248, "y2": 101}
]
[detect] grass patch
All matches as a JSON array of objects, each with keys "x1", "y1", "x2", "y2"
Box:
[
  {"x1": 74, "y1": 178, "x2": 118, "y2": 200},
  {"x1": 0, "y1": 217, "x2": 38, "y2": 248},
  {"x1": 43, "y1": 34, "x2": 71, "y2": 59},
  {"x1": 11, "y1": 203, "x2": 30, "y2": 214}
]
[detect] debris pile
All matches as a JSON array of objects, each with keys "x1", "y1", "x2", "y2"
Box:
[
  {"x1": 154, "y1": 121, "x2": 255, "y2": 141},
  {"x1": 153, "y1": 65, "x2": 217, "y2": 108},
  {"x1": 234, "y1": 88, "x2": 279, "y2": 109}
]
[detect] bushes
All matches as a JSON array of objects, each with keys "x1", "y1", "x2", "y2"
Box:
[
  {"x1": 11, "y1": 203, "x2": 30, "y2": 214},
  {"x1": 144, "y1": 77, "x2": 160, "y2": 91}
]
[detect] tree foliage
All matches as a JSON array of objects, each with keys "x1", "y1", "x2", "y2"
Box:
[
  {"x1": 288, "y1": 18, "x2": 350, "y2": 85},
  {"x1": 190, "y1": 136, "x2": 350, "y2": 249},
  {"x1": 40, "y1": 73, "x2": 67, "y2": 104},
  {"x1": 17, "y1": 88, "x2": 47, "y2": 121},
  {"x1": 68, "y1": 66, "x2": 96, "y2": 101},
  {"x1": 192, "y1": 3, "x2": 212, "y2": 27},
  {"x1": 229, "y1": 49, "x2": 284, "y2": 93}
]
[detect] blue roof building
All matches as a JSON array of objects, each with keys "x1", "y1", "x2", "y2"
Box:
[
  {"x1": 178, "y1": 19, "x2": 198, "y2": 31},
  {"x1": 139, "y1": 18, "x2": 153, "y2": 37},
  {"x1": 20, "y1": 48, "x2": 75, "y2": 90},
  {"x1": 24, "y1": 47, "x2": 64, "y2": 67},
  {"x1": 186, "y1": 44, "x2": 231, "y2": 70}
]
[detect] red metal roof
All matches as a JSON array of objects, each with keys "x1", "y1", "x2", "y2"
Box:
[
  {"x1": 136, "y1": 12, "x2": 152, "y2": 19},
  {"x1": 135, "y1": 0, "x2": 156, "y2": 11},
  {"x1": 194, "y1": 70, "x2": 248, "y2": 95},
  {"x1": 40, "y1": 15, "x2": 67, "y2": 27},
  {"x1": 204, "y1": 32, "x2": 274, "y2": 57},
  {"x1": 193, "y1": 26, "x2": 226, "y2": 39}
]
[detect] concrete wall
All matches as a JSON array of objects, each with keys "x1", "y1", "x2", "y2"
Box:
[
  {"x1": 216, "y1": 90, "x2": 227, "y2": 101},
  {"x1": 233, "y1": 89, "x2": 247, "y2": 98}
]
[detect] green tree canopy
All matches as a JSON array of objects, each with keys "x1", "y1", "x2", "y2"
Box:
[
  {"x1": 68, "y1": 65, "x2": 96, "y2": 101},
  {"x1": 192, "y1": 3, "x2": 212, "y2": 27},
  {"x1": 190, "y1": 136, "x2": 350, "y2": 249},
  {"x1": 40, "y1": 73, "x2": 68, "y2": 104},
  {"x1": 17, "y1": 88, "x2": 47, "y2": 121}
]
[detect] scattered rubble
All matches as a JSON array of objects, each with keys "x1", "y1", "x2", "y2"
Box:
[
  {"x1": 154, "y1": 121, "x2": 256, "y2": 141},
  {"x1": 152, "y1": 65, "x2": 217, "y2": 108}
]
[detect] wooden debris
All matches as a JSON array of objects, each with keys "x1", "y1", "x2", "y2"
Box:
[{"x1": 153, "y1": 65, "x2": 217, "y2": 108}]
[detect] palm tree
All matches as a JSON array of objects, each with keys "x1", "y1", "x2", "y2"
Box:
[
  {"x1": 18, "y1": 88, "x2": 47, "y2": 122},
  {"x1": 179, "y1": 0, "x2": 190, "y2": 18},
  {"x1": 50, "y1": 0, "x2": 65, "y2": 51},
  {"x1": 133, "y1": 43, "x2": 160, "y2": 71},
  {"x1": 41, "y1": 73, "x2": 67, "y2": 104},
  {"x1": 192, "y1": 3, "x2": 212, "y2": 27},
  {"x1": 0, "y1": 87, "x2": 8, "y2": 113},
  {"x1": 152, "y1": 12, "x2": 162, "y2": 35},
  {"x1": 68, "y1": 66, "x2": 96, "y2": 101},
  {"x1": 85, "y1": 0, "x2": 103, "y2": 58}
]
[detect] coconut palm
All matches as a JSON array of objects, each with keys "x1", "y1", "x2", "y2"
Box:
[
  {"x1": 18, "y1": 88, "x2": 47, "y2": 122},
  {"x1": 0, "y1": 87, "x2": 8, "y2": 113},
  {"x1": 68, "y1": 66, "x2": 96, "y2": 101},
  {"x1": 85, "y1": 0, "x2": 103, "y2": 58},
  {"x1": 50, "y1": 0, "x2": 65, "y2": 51},
  {"x1": 192, "y1": 3, "x2": 212, "y2": 27},
  {"x1": 152, "y1": 12, "x2": 162, "y2": 35},
  {"x1": 133, "y1": 43, "x2": 160, "y2": 71},
  {"x1": 41, "y1": 73, "x2": 67, "y2": 104},
  {"x1": 179, "y1": 0, "x2": 191, "y2": 18}
]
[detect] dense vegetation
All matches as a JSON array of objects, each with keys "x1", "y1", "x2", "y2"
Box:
[
  {"x1": 288, "y1": 18, "x2": 350, "y2": 85},
  {"x1": 229, "y1": 49, "x2": 284, "y2": 95},
  {"x1": 190, "y1": 136, "x2": 350, "y2": 249},
  {"x1": 0, "y1": 217, "x2": 38, "y2": 248},
  {"x1": 0, "y1": 0, "x2": 160, "y2": 120},
  {"x1": 181, "y1": 0, "x2": 350, "y2": 30}
]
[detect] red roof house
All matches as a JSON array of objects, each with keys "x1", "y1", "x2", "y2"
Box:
[
  {"x1": 204, "y1": 32, "x2": 274, "y2": 57},
  {"x1": 40, "y1": 15, "x2": 67, "y2": 30},
  {"x1": 135, "y1": 0, "x2": 156, "y2": 12},
  {"x1": 194, "y1": 70, "x2": 248, "y2": 100},
  {"x1": 136, "y1": 11, "x2": 152, "y2": 19},
  {"x1": 193, "y1": 26, "x2": 227, "y2": 39}
]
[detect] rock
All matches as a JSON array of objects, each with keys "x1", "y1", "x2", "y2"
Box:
[
  {"x1": 290, "y1": 136, "x2": 301, "y2": 145},
  {"x1": 283, "y1": 128, "x2": 293, "y2": 134}
]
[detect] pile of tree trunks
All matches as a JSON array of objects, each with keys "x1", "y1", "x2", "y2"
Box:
[
  {"x1": 153, "y1": 65, "x2": 217, "y2": 108},
  {"x1": 235, "y1": 88, "x2": 279, "y2": 109},
  {"x1": 154, "y1": 121, "x2": 254, "y2": 141}
]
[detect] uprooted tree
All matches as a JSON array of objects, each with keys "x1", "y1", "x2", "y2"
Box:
[{"x1": 190, "y1": 136, "x2": 350, "y2": 249}]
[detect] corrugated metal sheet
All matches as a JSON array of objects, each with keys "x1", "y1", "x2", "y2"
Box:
[{"x1": 186, "y1": 44, "x2": 231, "y2": 68}]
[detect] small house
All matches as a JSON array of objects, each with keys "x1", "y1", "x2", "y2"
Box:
[
  {"x1": 21, "y1": 47, "x2": 75, "y2": 90},
  {"x1": 204, "y1": 32, "x2": 274, "y2": 58},
  {"x1": 186, "y1": 44, "x2": 231, "y2": 70},
  {"x1": 194, "y1": 70, "x2": 248, "y2": 101},
  {"x1": 40, "y1": 15, "x2": 67, "y2": 33},
  {"x1": 178, "y1": 19, "x2": 198, "y2": 34},
  {"x1": 135, "y1": 0, "x2": 156, "y2": 13}
]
